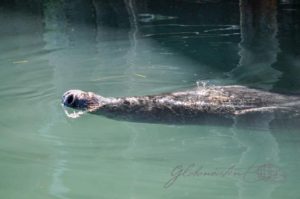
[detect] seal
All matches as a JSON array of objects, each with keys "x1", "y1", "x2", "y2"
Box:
[{"x1": 62, "y1": 86, "x2": 300, "y2": 126}]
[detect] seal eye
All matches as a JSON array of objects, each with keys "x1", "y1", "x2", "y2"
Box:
[{"x1": 66, "y1": 94, "x2": 75, "y2": 106}]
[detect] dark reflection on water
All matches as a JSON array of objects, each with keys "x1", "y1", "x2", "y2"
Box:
[
  {"x1": 273, "y1": 1, "x2": 300, "y2": 93},
  {"x1": 2, "y1": 0, "x2": 299, "y2": 91},
  {"x1": 230, "y1": 0, "x2": 281, "y2": 90}
]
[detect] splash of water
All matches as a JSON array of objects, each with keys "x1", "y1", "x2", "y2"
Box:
[
  {"x1": 196, "y1": 80, "x2": 210, "y2": 88},
  {"x1": 61, "y1": 104, "x2": 87, "y2": 119}
]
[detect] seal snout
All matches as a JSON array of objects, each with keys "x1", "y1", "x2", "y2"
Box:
[
  {"x1": 62, "y1": 90, "x2": 77, "y2": 107},
  {"x1": 63, "y1": 93, "x2": 75, "y2": 106},
  {"x1": 62, "y1": 89, "x2": 101, "y2": 111},
  {"x1": 62, "y1": 89, "x2": 87, "y2": 108}
]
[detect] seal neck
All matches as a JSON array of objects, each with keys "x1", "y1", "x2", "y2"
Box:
[{"x1": 95, "y1": 95, "x2": 124, "y2": 107}]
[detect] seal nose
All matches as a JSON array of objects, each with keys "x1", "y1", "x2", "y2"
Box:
[{"x1": 63, "y1": 93, "x2": 76, "y2": 107}]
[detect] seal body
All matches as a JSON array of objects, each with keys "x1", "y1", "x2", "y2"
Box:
[{"x1": 62, "y1": 86, "x2": 300, "y2": 126}]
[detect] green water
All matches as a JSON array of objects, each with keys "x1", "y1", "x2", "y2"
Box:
[{"x1": 1, "y1": 1, "x2": 300, "y2": 198}]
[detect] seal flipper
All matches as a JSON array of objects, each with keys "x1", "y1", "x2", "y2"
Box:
[
  {"x1": 234, "y1": 106, "x2": 281, "y2": 115},
  {"x1": 233, "y1": 107, "x2": 277, "y2": 130}
]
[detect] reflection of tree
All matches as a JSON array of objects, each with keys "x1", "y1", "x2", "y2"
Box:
[{"x1": 231, "y1": 0, "x2": 281, "y2": 90}]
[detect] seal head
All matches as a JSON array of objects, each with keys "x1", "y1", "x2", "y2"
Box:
[{"x1": 62, "y1": 90, "x2": 100, "y2": 110}]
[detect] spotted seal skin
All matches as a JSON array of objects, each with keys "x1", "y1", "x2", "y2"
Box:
[{"x1": 62, "y1": 86, "x2": 300, "y2": 126}]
